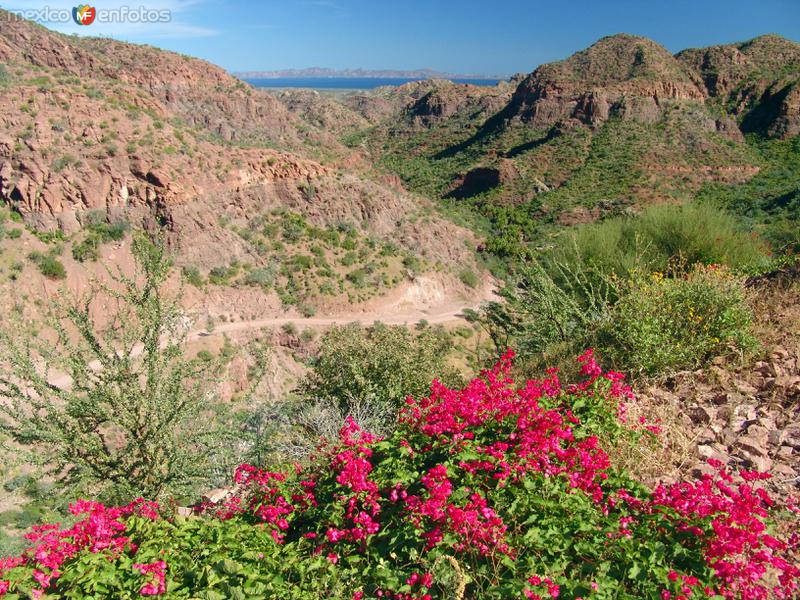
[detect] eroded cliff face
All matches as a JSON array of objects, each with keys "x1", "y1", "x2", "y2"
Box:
[
  {"x1": 506, "y1": 34, "x2": 709, "y2": 128},
  {"x1": 0, "y1": 9, "x2": 352, "y2": 233},
  {"x1": 677, "y1": 34, "x2": 800, "y2": 139}
]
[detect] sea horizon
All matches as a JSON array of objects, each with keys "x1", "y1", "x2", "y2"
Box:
[{"x1": 244, "y1": 76, "x2": 503, "y2": 90}]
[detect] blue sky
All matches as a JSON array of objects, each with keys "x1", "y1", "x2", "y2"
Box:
[{"x1": 5, "y1": 0, "x2": 800, "y2": 75}]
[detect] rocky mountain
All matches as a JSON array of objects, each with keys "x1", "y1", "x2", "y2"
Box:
[
  {"x1": 235, "y1": 67, "x2": 501, "y2": 80},
  {"x1": 313, "y1": 33, "x2": 797, "y2": 217},
  {"x1": 507, "y1": 34, "x2": 708, "y2": 128},
  {"x1": 0, "y1": 11, "x2": 489, "y2": 325},
  {"x1": 677, "y1": 34, "x2": 800, "y2": 138},
  {"x1": 0, "y1": 12, "x2": 480, "y2": 267}
]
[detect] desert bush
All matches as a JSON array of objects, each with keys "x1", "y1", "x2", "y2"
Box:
[
  {"x1": 243, "y1": 266, "x2": 275, "y2": 289},
  {"x1": 0, "y1": 234, "x2": 243, "y2": 504},
  {"x1": 301, "y1": 323, "x2": 457, "y2": 431},
  {"x1": 298, "y1": 303, "x2": 316, "y2": 318},
  {"x1": 458, "y1": 268, "x2": 479, "y2": 288},
  {"x1": 402, "y1": 254, "x2": 421, "y2": 272},
  {"x1": 341, "y1": 235, "x2": 358, "y2": 251},
  {"x1": 598, "y1": 264, "x2": 756, "y2": 374},
  {"x1": 345, "y1": 268, "x2": 367, "y2": 287},
  {"x1": 71, "y1": 235, "x2": 100, "y2": 262},
  {"x1": 33, "y1": 254, "x2": 66, "y2": 280},
  {"x1": 0, "y1": 352, "x2": 796, "y2": 599},
  {"x1": 72, "y1": 218, "x2": 130, "y2": 262},
  {"x1": 181, "y1": 265, "x2": 205, "y2": 288},
  {"x1": 549, "y1": 203, "x2": 770, "y2": 288},
  {"x1": 482, "y1": 258, "x2": 611, "y2": 374},
  {"x1": 281, "y1": 212, "x2": 307, "y2": 242}
]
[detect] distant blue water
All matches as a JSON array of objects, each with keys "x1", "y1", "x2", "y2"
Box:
[{"x1": 244, "y1": 77, "x2": 501, "y2": 90}]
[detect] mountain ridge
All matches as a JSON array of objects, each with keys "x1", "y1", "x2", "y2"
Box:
[{"x1": 234, "y1": 67, "x2": 503, "y2": 80}]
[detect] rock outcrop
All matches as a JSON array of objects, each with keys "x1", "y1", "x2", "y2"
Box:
[
  {"x1": 677, "y1": 35, "x2": 800, "y2": 139},
  {"x1": 507, "y1": 34, "x2": 708, "y2": 128}
]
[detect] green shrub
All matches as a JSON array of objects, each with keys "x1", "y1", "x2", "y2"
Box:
[
  {"x1": 51, "y1": 155, "x2": 75, "y2": 172},
  {"x1": 298, "y1": 180, "x2": 316, "y2": 201},
  {"x1": 72, "y1": 234, "x2": 100, "y2": 262},
  {"x1": 208, "y1": 264, "x2": 239, "y2": 285},
  {"x1": 402, "y1": 254, "x2": 421, "y2": 272},
  {"x1": 458, "y1": 268, "x2": 479, "y2": 288},
  {"x1": 281, "y1": 213, "x2": 307, "y2": 242},
  {"x1": 291, "y1": 255, "x2": 313, "y2": 271},
  {"x1": 181, "y1": 265, "x2": 205, "y2": 288},
  {"x1": 346, "y1": 268, "x2": 367, "y2": 287},
  {"x1": 549, "y1": 203, "x2": 770, "y2": 286},
  {"x1": 482, "y1": 258, "x2": 611, "y2": 374},
  {"x1": 36, "y1": 255, "x2": 66, "y2": 280},
  {"x1": 195, "y1": 349, "x2": 215, "y2": 362},
  {"x1": 300, "y1": 323, "x2": 458, "y2": 430},
  {"x1": 341, "y1": 235, "x2": 358, "y2": 251},
  {"x1": 1, "y1": 235, "x2": 241, "y2": 503},
  {"x1": 340, "y1": 251, "x2": 357, "y2": 267},
  {"x1": 598, "y1": 264, "x2": 756, "y2": 374},
  {"x1": 243, "y1": 267, "x2": 274, "y2": 289},
  {"x1": 281, "y1": 322, "x2": 298, "y2": 335},
  {"x1": 298, "y1": 303, "x2": 316, "y2": 318},
  {"x1": 6, "y1": 228, "x2": 22, "y2": 239}
]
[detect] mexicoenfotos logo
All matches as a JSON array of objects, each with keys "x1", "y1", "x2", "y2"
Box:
[
  {"x1": 72, "y1": 4, "x2": 96, "y2": 25},
  {"x1": 1, "y1": 5, "x2": 172, "y2": 25}
]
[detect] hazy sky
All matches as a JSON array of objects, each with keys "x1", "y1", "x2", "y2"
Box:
[{"x1": 5, "y1": 0, "x2": 800, "y2": 75}]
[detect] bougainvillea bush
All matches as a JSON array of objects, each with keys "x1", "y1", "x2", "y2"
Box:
[{"x1": 1, "y1": 351, "x2": 798, "y2": 599}]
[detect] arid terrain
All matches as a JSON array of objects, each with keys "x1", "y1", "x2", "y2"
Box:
[{"x1": 0, "y1": 10, "x2": 798, "y2": 598}]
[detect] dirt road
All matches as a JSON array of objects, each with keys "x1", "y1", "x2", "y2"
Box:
[{"x1": 48, "y1": 284, "x2": 497, "y2": 389}]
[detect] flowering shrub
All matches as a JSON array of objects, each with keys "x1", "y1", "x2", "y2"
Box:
[
  {"x1": 1, "y1": 351, "x2": 797, "y2": 599},
  {"x1": 600, "y1": 264, "x2": 757, "y2": 374}
]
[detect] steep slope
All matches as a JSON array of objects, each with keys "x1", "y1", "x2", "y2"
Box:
[
  {"x1": 0, "y1": 12, "x2": 327, "y2": 149},
  {"x1": 0, "y1": 12, "x2": 484, "y2": 315},
  {"x1": 332, "y1": 33, "x2": 795, "y2": 225},
  {"x1": 677, "y1": 34, "x2": 800, "y2": 138},
  {"x1": 508, "y1": 34, "x2": 709, "y2": 127}
]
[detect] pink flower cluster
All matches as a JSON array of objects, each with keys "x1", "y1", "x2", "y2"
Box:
[
  {"x1": 524, "y1": 574, "x2": 561, "y2": 599},
  {"x1": 133, "y1": 560, "x2": 166, "y2": 596},
  {"x1": 402, "y1": 349, "x2": 613, "y2": 505},
  {"x1": 405, "y1": 465, "x2": 509, "y2": 555},
  {"x1": 649, "y1": 460, "x2": 800, "y2": 599},
  {"x1": 0, "y1": 497, "x2": 161, "y2": 598},
  {"x1": 372, "y1": 571, "x2": 435, "y2": 600},
  {"x1": 322, "y1": 418, "x2": 383, "y2": 547}
]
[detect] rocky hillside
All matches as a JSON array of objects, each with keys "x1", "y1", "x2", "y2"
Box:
[
  {"x1": 678, "y1": 34, "x2": 800, "y2": 138},
  {"x1": 308, "y1": 33, "x2": 797, "y2": 223},
  {"x1": 507, "y1": 34, "x2": 709, "y2": 128},
  {"x1": 0, "y1": 12, "x2": 484, "y2": 280}
]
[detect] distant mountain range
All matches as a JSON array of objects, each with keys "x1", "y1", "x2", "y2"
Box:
[{"x1": 234, "y1": 67, "x2": 503, "y2": 80}]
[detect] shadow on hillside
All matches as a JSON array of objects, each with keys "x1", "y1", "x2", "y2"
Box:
[
  {"x1": 505, "y1": 127, "x2": 559, "y2": 158},
  {"x1": 433, "y1": 103, "x2": 519, "y2": 159}
]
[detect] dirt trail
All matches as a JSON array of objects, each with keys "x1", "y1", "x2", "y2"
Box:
[
  {"x1": 48, "y1": 283, "x2": 498, "y2": 389},
  {"x1": 195, "y1": 284, "x2": 496, "y2": 340}
]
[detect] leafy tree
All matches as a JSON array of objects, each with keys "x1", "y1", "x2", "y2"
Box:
[
  {"x1": 0, "y1": 234, "x2": 242, "y2": 504},
  {"x1": 299, "y1": 323, "x2": 459, "y2": 433},
  {"x1": 235, "y1": 323, "x2": 459, "y2": 465}
]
